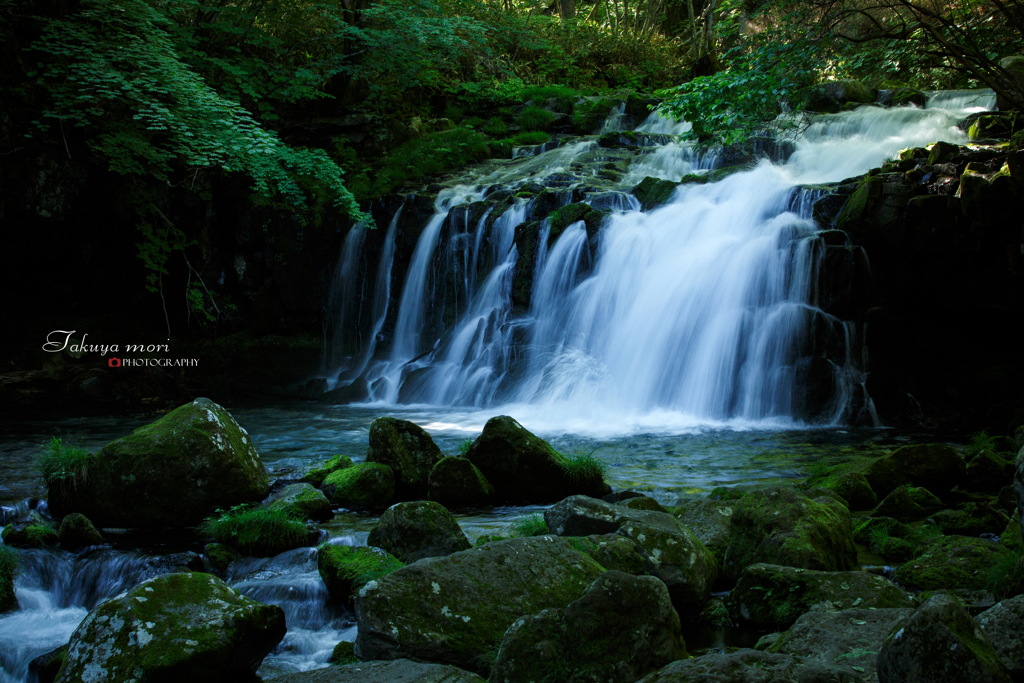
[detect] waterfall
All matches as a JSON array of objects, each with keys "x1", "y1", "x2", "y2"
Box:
[{"x1": 325, "y1": 91, "x2": 989, "y2": 430}]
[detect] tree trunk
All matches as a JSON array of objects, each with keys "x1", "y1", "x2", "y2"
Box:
[{"x1": 560, "y1": 0, "x2": 575, "y2": 20}]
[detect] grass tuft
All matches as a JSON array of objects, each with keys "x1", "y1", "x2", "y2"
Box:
[
  {"x1": 199, "y1": 505, "x2": 310, "y2": 557},
  {"x1": 457, "y1": 439, "x2": 473, "y2": 456},
  {"x1": 509, "y1": 513, "x2": 549, "y2": 537},
  {"x1": 40, "y1": 437, "x2": 92, "y2": 491},
  {"x1": 560, "y1": 449, "x2": 606, "y2": 485}
]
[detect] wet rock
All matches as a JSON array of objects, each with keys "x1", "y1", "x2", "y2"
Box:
[
  {"x1": 1, "y1": 517, "x2": 58, "y2": 548},
  {"x1": 321, "y1": 378, "x2": 370, "y2": 404},
  {"x1": 265, "y1": 483, "x2": 332, "y2": 521},
  {"x1": 271, "y1": 659, "x2": 485, "y2": 682},
  {"x1": 893, "y1": 536, "x2": 1012, "y2": 591},
  {"x1": 932, "y1": 503, "x2": 1009, "y2": 537},
  {"x1": 825, "y1": 471, "x2": 878, "y2": 511},
  {"x1": 728, "y1": 563, "x2": 913, "y2": 629},
  {"x1": 722, "y1": 487, "x2": 857, "y2": 580},
  {"x1": 619, "y1": 495, "x2": 668, "y2": 513},
  {"x1": 876, "y1": 593, "x2": 1011, "y2": 683},
  {"x1": 328, "y1": 640, "x2": 358, "y2": 665},
  {"x1": 635, "y1": 649, "x2": 839, "y2": 682},
  {"x1": 367, "y1": 501, "x2": 471, "y2": 563},
  {"x1": 927, "y1": 141, "x2": 960, "y2": 165},
  {"x1": 570, "y1": 533, "x2": 650, "y2": 575},
  {"x1": 319, "y1": 544, "x2": 404, "y2": 607},
  {"x1": 204, "y1": 542, "x2": 239, "y2": 572},
  {"x1": 490, "y1": 571, "x2": 686, "y2": 683},
  {"x1": 968, "y1": 450, "x2": 1016, "y2": 492},
  {"x1": 545, "y1": 495, "x2": 717, "y2": 613},
  {"x1": 427, "y1": 457, "x2": 495, "y2": 507},
  {"x1": 977, "y1": 594, "x2": 1024, "y2": 672},
  {"x1": 863, "y1": 443, "x2": 966, "y2": 498},
  {"x1": 354, "y1": 537, "x2": 605, "y2": 674},
  {"x1": 301, "y1": 454, "x2": 354, "y2": 488},
  {"x1": 48, "y1": 398, "x2": 269, "y2": 528},
  {"x1": 56, "y1": 572, "x2": 285, "y2": 683},
  {"x1": 672, "y1": 497, "x2": 734, "y2": 564},
  {"x1": 632, "y1": 176, "x2": 678, "y2": 211},
  {"x1": 874, "y1": 485, "x2": 943, "y2": 521},
  {"x1": 366, "y1": 417, "x2": 443, "y2": 500},
  {"x1": 877, "y1": 88, "x2": 928, "y2": 108},
  {"x1": 321, "y1": 462, "x2": 394, "y2": 510},
  {"x1": 56, "y1": 512, "x2": 103, "y2": 550},
  {"x1": 28, "y1": 645, "x2": 66, "y2": 683},
  {"x1": 768, "y1": 607, "x2": 915, "y2": 681},
  {"x1": 0, "y1": 546, "x2": 17, "y2": 613},
  {"x1": 465, "y1": 416, "x2": 609, "y2": 503}
]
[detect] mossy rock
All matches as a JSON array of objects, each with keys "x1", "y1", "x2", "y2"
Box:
[
  {"x1": 834, "y1": 174, "x2": 884, "y2": 232},
  {"x1": 569, "y1": 533, "x2": 650, "y2": 576},
  {"x1": 853, "y1": 516, "x2": 924, "y2": 562},
  {"x1": 366, "y1": 417, "x2": 443, "y2": 500},
  {"x1": 56, "y1": 513, "x2": 103, "y2": 550},
  {"x1": 863, "y1": 443, "x2": 966, "y2": 498},
  {"x1": 273, "y1": 660, "x2": 485, "y2": 682},
  {"x1": 673, "y1": 497, "x2": 734, "y2": 565},
  {"x1": 708, "y1": 487, "x2": 746, "y2": 502},
  {"x1": 874, "y1": 485, "x2": 943, "y2": 521},
  {"x1": 547, "y1": 202, "x2": 606, "y2": 247},
  {"x1": 933, "y1": 504, "x2": 1010, "y2": 537},
  {"x1": 328, "y1": 640, "x2": 359, "y2": 666},
  {"x1": 977, "y1": 594, "x2": 1024, "y2": 672},
  {"x1": 727, "y1": 563, "x2": 913, "y2": 629},
  {"x1": 427, "y1": 457, "x2": 496, "y2": 508},
  {"x1": 300, "y1": 454, "x2": 353, "y2": 488},
  {"x1": 490, "y1": 571, "x2": 686, "y2": 683},
  {"x1": 367, "y1": 500, "x2": 471, "y2": 563},
  {"x1": 876, "y1": 593, "x2": 1011, "y2": 683},
  {"x1": 927, "y1": 140, "x2": 960, "y2": 165},
  {"x1": 699, "y1": 598, "x2": 731, "y2": 627},
  {"x1": 318, "y1": 544, "x2": 404, "y2": 607},
  {"x1": 465, "y1": 416, "x2": 609, "y2": 504},
  {"x1": 619, "y1": 495, "x2": 668, "y2": 513},
  {"x1": 893, "y1": 536, "x2": 1012, "y2": 591},
  {"x1": 321, "y1": 463, "x2": 394, "y2": 510},
  {"x1": 722, "y1": 486, "x2": 858, "y2": 581},
  {"x1": 1000, "y1": 519, "x2": 1022, "y2": 552},
  {"x1": 48, "y1": 398, "x2": 269, "y2": 528},
  {"x1": 631, "y1": 176, "x2": 678, "y2": 211},
  {"x1": 2, "y1": 519, "x2": 58, "y2": 549},
  {"x1": 824, "y1": 471, "x2": 877, "y2": 511},
  {"x1": 56, "y1": 572, "x2": 285, "y2": 683},
  {"x1": 204, "y1": 542, "x2": 239, "y2": 572},
  {"x1": 354, "y1": 537, "x2": 606, "y2": 675},
  {"x1": 967, "y1": 450, "x2": 1015, "y2": 493},
  {"x1": 572, "y1": 97, "x2": 618, "y2": 133},
  {"x1": 264, "y1": 483, "x2": 332, "y2": 521}
]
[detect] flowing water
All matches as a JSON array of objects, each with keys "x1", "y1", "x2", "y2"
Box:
[{"x1": 0, "y1": 91, "x2": 997, "y2": 680}]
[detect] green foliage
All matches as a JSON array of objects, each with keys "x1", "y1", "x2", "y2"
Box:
[
  {"x1": 989, "y1": 549, "x2": 1024, "y2": 598},
  {"x1": 516, "y1": 106, "x2": 556, "y2": 131},
  {"x1": 482, "y1": 117, "x2": 510, "y2": 137},
  {"x1": 443, "y1": 105, "x2": 465, "y2": 122},
  {"x1": 198, "y1": 505, "x2": 310, "y2": 557},
  {"x1": 488, "y1": 130, "x2": 551, "y2": 158},
  {"x1": 0, "y1": 546, "x2": 18, "y2": 582},
  {"x1": 40, "y1": 437, "x2": 92, "y2": 489},
  {"x1": 509, "y1": 513, "x2": 550, "y2": 538},
  {"x1": 457, "y1": 439, "x2": 473, "y2": 457},
  {"x1": 968, "y1": 431, "x2": 997, "y2": 456},
  {"x1": 560, "y1": 450, "x2": 607, "y2": 485},
  {"x1": 368, "y1": 127, "x2": 490, "y2": 196},
  {"x1": 519, "y1": 85, "x2": 582, "y2": 113}
]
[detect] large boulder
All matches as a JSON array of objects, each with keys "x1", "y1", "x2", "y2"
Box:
[
  {"x1": 264, "y1": 483, "x2": 332, "y2": 521},
  {"x1": 57, "y1": 512, "x2": 104, "y2": 550},
  {"x1": 264, "y1": 659, "x2": 485, "y2": 683},
  {"x1": 2, "y1": 517, "x2": 58, "y2": 548},
  {"x1": 367, "y1": 501, "x2": 471, "y2": 563},
  {"x1": 427, "y1": 457, "x2": 496, "y2": 507},
  {"x1": 56, "y1": 572, "x2": 285, "y2": 683},
  {"x1": 367, "y1": 417, "x2": 443, "y2": 500},
  {"x1": 672, "y1": 496, "x2": 734, "y2": 564},
  {"x1": 728, "y1": 563, "x2": 913, "y2": 628},
  {"x1": 318, "y1": 544, "x2": 404, "y2": 608},
  {"x1": 863, "y1": 443, "x2": 966, "y2": 498},
  {"x1": 490, "y1": 571, "x2": 686, "y2": 683},
  {"x1": 722, "y1": 487, "x2": 857, "y2": 580},
  {"x1": 465, "y1": 416, "x2": 609, "y2": 503},
  {"x1": 48, "y1": 398, "x2": 269, "y2": 528},
  {"x1": 635, "y1": 649, "x2": 839, "y2": 682},
  {"x1": 892, "y1": 536, "x2": 1012, "y2": 591},
  {"x1": 932, "y1": 503, "x2": 1009, "y2": 537},
  {"x1": 768, "y1": 607, "x2": 916, "y2": 682},
  {"x1": 977, "y1": 594, "x2": 1024, "y2": 673},
  {"x1": 355, "y1": 537, "x2": 605, "y2": 674},
  {"x1": 876, "y1": 593, "x2": 1011, "y2": 683},
  {"x1": 300, "y1": 454, "x2": 353, "y2": 488},
  {"x1": 321, "y1": 462, "x2": 394, "y2": 510},
  {"x1": 545, "y1": 495, "x2": 717, "y2": 613},
  {"x1": 873, "y1": 485, "x2": 942, "y2": 520}
]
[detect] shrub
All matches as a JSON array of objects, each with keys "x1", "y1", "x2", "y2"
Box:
[
  {"x1": 198, "y1": 505, "x2": 311, "y2": 557},
  {"x1": 463, "y1": 116, "x2": 486, "y2": 128},
  {"x1": 509, "y1": 513, "x2": 549, "y2": 537},
  {"x1": 516, "y1": 106, "x2": 556, "y2": 131},
  {"x1": 519, "y1": 85, "x2": 582, "y2": 113},
  {"x1": 443, "y1": 105, "x2": 465, "y2": 122},
  {"x1": 482, "y1": 116, "x2": 509, "y2": 137}
]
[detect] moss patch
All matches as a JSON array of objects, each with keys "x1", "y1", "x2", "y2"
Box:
[
  {"x1": 318, "y1": 544, "x2": 404, "y2": 606},
  {"x1": 321, "y1": 462, "x2": 394, "y2": 510}
]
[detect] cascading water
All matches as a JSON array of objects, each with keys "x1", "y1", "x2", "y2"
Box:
[{"x1": 326, "y1": 91, "x2": 995, "y2": 433}]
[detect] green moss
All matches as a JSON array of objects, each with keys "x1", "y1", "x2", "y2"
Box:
[
  {"x1": 300, "y1": 454, "x2": 353, "y2": 487},
  {"x1": 329, "y1": 640, "x2": 359, "y2": 665},
  {"x1": 834, "y1": 175, "x2": 883, "y2": 231},
  {"x1": 988, "y1": 549, "x2": 1024, "y2": 598},
  {"x1": 571, "y1": 97, "x2": 617, "y2": 132},
  {"x1": 1, "y1": 521, "x2": 59, "y2": 549},
  {"x1": 321, "y1": 462, "x2": 394, "y2": 509},
  {"x1": 509, "y1": 513, "x2": 549, "y2": 537},
  {"x1": 709, "y1": 487, "x2": 745, "y2": 502},
  {"x1": 457, "y1": 439, "x2": 473, "y2": 456},
  {"x1": 0, "y1": 546, "x2": 19, "y2": 613},
  {"x1": 318, "y1": 544, "x2": 404, "y2": 605},
  {"x1": 371, "y1": 127, "x2": 491, "y2": 195},
  {"x1": 520, "y1": 85, "x2": 581, "y2": 113},
  {"x1": 204, "y1": 542, "x2": 239, "y2": 572},
  {"x1": 482, "y1": 117, "x2": 509, "y2": 137},
  {"x1": 198, "y1": 505, "x2": 311, "y2": 557},
  {"x1": 516, "y1": 106, "x2": 555, "y2": 131},
  {"x1": 631, "y1": 176, "x2": 677, "y2": 210},
  {"x1": 893, "y1": 536, "x2": 1012, "y2": 591},
  {"x1": 427, "y1": 457, "x2": 495, "y2": 507}
]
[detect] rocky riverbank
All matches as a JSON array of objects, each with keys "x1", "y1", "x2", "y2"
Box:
[{"x1": 2, "y1": 399, "x2": 1023, "y2": 682}]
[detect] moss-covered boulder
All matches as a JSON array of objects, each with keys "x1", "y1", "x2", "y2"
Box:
[
  {"x1": 727, "y1": 563, "x2": 913, "y2": 629},
  {"x1": 204, "y1": 542, "x2": 239, "y2": 572},
  {"x1": 545, "y1": 495, "x2": 717, "y2": 613},
  {"x1": 977, "y1": 594, "x2": 1024, "y2": 672},
  {"x1": 318, "y1": 544, "x2": 404, "y2": 607},
  {"x1": 569, "y1": 533, "x2": 650, "y2": 576},
  {"x1": 767, "y1": 607, "x2": 915, "y2": 681},
  {"x1": 874, "y1": 485, "x2": 943, "y2": 521},
  {"x1": 272, "y1": 659, "x2": 486, "y2": 682},
  {"x1": 328, "y1": 640, "x2": 358, "y2": 665},
  {"x1": 0, "y1": 545, "x2": 17, "y2": 614},
  {"x1": 672, "y1": 497, "x2": 734, "y2": 565},
  {"x1": 824, "y1": 471, "x2": 878, "y2": 510},
  {"x1": 367, "y1": 417, "x2": 443, "y2": 500},
  {"x1": 427, "y1": 457, "x2": 495, "y2": 507},
  {"x1": 264, "y1": 483, "x2": 332, "y2": 521},
  {"x1": 57, "y1": 512, "x2": 103, "y2": 550},
  {"x1": 547, "y1": 202, "x2": 605, "y2": 247},
  {"x1": 490, "y1": 571, "x2": 686, "y2": 683},
  {"x1": 635, "y1": 649, "x2": 827, "y2": 682},
  {"x1": 893, "y1": 536, "x2": 1012, "y2": 591},
  {"x1": 2, "y1": 519, "x2": 59, "y2": 548},
  {"x1": 722, "y1": 487, "x2": 857, "y2": 580},
  {"x1": 300, "y1": 454, "x2": 353, "y2": 488},
  {"x1": 321, "y1": 462, "x2": 394, "y2": 510},
  {"x1": 631, "y1": 176, "x2": 678, "y2": 211},
  {"x1": 366, "y1": 501, "x2": 471, "y2": 563},
  {"x1": 354, "y1": 537, "x2": 605, "y2": 675},
  {"x1": 933, "y1": 503, "x2": 1010, "y2": 537},
  {"x1": 876, "y1": 593, "x2": 1011, "y2": 683},
  {"x1": 967, "y1": 450, "x2": 1016, "y2": 492},
  {"x1": 853, "y1": 516, "x2": 922, "y2": 562},
  {"x1": 864, "y1": 443, "x2": 966, "y2": 498},
  {"x1": 927, "y1": 140, "x2": 960, "y2": 166},
  {"x1": 56, "y1": 572, "x2": 285, "y2": 683},
  {"x1": 465, "y1": 416, "x2": 609, "y2": 503},
  {"x1": 48, "y1": 398, "x2": 269, "y2": 528},
  {"x1": 620, "y1": 495, "x2": 668, "y2": 513}
]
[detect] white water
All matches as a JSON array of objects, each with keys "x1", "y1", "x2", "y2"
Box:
[{"x1": 326, "y1": 90, "x2": 995, "y2": 435}]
